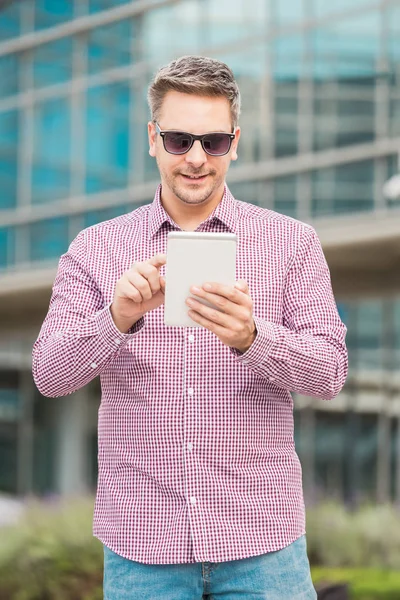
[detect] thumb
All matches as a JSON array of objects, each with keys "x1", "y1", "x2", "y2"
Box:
[
  {"x1": 148, "y1": 253, "x2": 167, "y2": 269},
  {"x1": 160, "y1": 276, "x2": 166, "y2": 294}
]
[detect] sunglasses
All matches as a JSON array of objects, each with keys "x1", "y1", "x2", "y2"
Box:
[{"x1": 155, "y1": 122, "x2": 235, "y2": 157}]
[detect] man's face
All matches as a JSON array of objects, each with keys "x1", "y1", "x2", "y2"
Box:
[{"x1": 148, "y1": 91, "x2": 240, "y2": 208}]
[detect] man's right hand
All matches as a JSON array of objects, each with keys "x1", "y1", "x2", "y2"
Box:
[{"x1": 110, "y1": 254, "x2": 167, "y2": 333}]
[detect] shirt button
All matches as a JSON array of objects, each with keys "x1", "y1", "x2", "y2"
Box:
[
  {"x1": 91, "y1": 362, "x2": 97, "y2": 369},
  {"x1": 115, "y1": 338, "x2": 121, "y2": 345},
  {"x1": 190, "y1": 496, "x2": 197, "y2": 505},
  {"x1": 188, "y1": 335, "x2": 195, "y2": 343},
  {"x1": 268, "y1": 377, "x2": 274, "y2": 382},
  {"x1": 187, "y1": 442, "x2": 193, "y2": 451},
  {"x1": 188, "y1": 388, "x2": 194, "y2": 396}
]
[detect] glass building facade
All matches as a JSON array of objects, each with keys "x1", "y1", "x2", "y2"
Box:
[{"x1": 0, "y1": 0, "x2": 399, "y2": 503}]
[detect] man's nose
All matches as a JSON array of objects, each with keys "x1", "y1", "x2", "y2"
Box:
[{"x1": 184, "y1": 139, "x2": 207, "y2": 167}]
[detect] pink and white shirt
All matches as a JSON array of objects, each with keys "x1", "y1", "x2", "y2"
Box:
[{"x1": 32, "y1": 185, "x2": 348, "y2": 564}]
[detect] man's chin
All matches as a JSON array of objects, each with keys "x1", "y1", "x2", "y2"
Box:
[{"x1": 173, "y1": 186, "x2": 215, "y2": 206}]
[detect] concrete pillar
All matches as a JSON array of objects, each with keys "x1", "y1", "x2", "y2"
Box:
[{"x1": 56, "y1": 388, "x2": 90, "y2": 496}]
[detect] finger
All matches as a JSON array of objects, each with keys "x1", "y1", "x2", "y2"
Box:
[
  {"x1": 133, "y1": 262, "x2": 161, "y2": 294},
  {"x1": 118, "y1": 280, "x2": 143, "y2": 303},
  {"x1": 126, "y1": 272, "x2": 153, "y2": 301},
  {"x1": 160, "y1": 276, "x2": 166, "y2": 294},
  {"x1": 186, "y1": 297, "x2": 238, "y2": 327},
  {"x1": 235, "y1": 280, "x2": 249, "y2": 293},
  {"x1": 191, "y1": 283, "x2": 252, "y2": 308},
  {"x1": 188, "y1": 308, "x2": 233, "y2": 338},
  {"x1": 147, "y1": 253, "x2": 167, "y2": 268},
  {"x1": 189, "y1": 290, "x2": 248, "y2": 317}
]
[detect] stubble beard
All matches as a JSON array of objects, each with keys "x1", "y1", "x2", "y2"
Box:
[{"x1": 159, "y1": 163, "x2": 224, "y2": 206}]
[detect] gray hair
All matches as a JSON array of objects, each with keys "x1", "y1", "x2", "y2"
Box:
[{"x1": 147, "y1": 55, "x2": 241, "y2": 129}]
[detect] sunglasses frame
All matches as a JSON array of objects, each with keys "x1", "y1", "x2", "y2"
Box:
[{"x1": 155, "y1": 122, "x2": 236, "y2": 157}]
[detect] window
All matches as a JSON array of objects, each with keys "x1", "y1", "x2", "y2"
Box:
[
  {"x1": 312, "y1": 12, "x2": 380, "y2": 80},
  {"x1": 315, "y1": 412, "x2": 347, "y2": 499},
  {"x1": 274, "y1": 81, "x2": 298, "y2": 157},
  {"x1": 272, "y1": 0, "x2": 303, "y2": 26},
  {"x1": 333, "y1": 160, "x2": 374, "y2": 214},
  {"x1": 142, "y1": 2, "x2": 202, "y2": 62},
  {"x1": 312, "y1": 160, "x2": 374, "y2": 217},
  {"x1": 88, "y1": 0, "x2": 131, "y2": 13},
  {"x1": 33, "y1": 38, "x2": 73, "y2": 88},
  {"x1": 272, "y1": 35, "x2": 303, "y2": 81},
  {"x1": 313, "y1": 0, "x2": 373, "y2": 18},
  {"x1": 88, "y1": 20, "x2": 132, "y2": 75},
  {"x1": 32, "y1": 98, "x2": 71, "y2": 203},
  {"x1": 387, "y1": 4, "x2": 400, "y2": 70},
  {"x1": 314, "y1": 410, "x2": 378, "y2": 503},
  {"x1": 336, "y1": 88, "x2": 375, "y2": 147},
  {"x1": 0, "y1": 1, "x2": 20, "y2": 41},
  {"x1": 273, "y1": 175, "x2": 297, "y2": 218},
  {"x1": 227, "y1": 181, "x2": 262, "y2": 207},
  {"x1": 355, "y1": 413, "x2": 378, "y2": 499},
  {"x1": 313, "y1": 79, "x2": 375, "y2": 151},
  {"x1": 356, "y1": 300, "x2": 383, "y2": 370},
  {"x1": 86, "y1": 83, "x2": 130, "y2": 193},
  {"x1": 312, "y1": 167, "x2": 335, "y2": 217},
  {"x1": 34, "y1": 0, "x2": 74, "y2": 31},
  {"x1": 0, "y1": 227, "x2": 15, "y2": 269},
  {"x1": 30, "y1": 217, "x2": 70, "y2": 261},
  {"x1": 0, "y1": 55, "x2": 19, "y2": 98},
  {"x1": 0, "y1": 110, "x2": 18, "y2": 210}
]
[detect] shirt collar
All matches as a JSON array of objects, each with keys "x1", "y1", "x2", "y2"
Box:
[{"x1": 148, "y1": 184, "x2": 239, "y2": 239}]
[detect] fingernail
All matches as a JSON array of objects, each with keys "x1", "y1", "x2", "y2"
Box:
[
  {"x1": 203, "y1": 283, "x2": 212, "y2": 291},
  {"x1": 191, "y1": 286, "x2": 201, "y2": 294}
]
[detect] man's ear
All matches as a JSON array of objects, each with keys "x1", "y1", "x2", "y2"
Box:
[
  {"x1": 230, "y1": 127, "x2": 241, "y2": 161},
  {"x1": 148, "y1": 121, "x2": 157, "y2": 157}
]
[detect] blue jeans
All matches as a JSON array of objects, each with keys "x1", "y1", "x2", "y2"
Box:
[{"x1": 103, "y1": 534, "x2": 317, "y2": 599}]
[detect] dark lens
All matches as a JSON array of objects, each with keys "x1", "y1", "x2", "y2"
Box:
[
  {"x1": 203, "y1": 133, "x2": 231, "y2": 156},
  {"x1": 164, "y1": 132, "x2": 193, "y2": 154}
]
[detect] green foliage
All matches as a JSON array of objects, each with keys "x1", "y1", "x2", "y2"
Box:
[
  {"x1": 306, "y1": 501, "x2": 400, "y2": 569},
  {"x1": 0, "y1": 496, "x2": 103, "y2": 600},
  {"x1": 312, "y1": 568, "x2": 400, "y2": 600}
]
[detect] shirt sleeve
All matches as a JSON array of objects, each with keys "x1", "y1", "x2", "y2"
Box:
[
  {"x1": 32, "y1": 230, "x2": 144, "y2": 398},
  {"x1": 231, "y1": 226, "x2": 348, "y2": 400}
]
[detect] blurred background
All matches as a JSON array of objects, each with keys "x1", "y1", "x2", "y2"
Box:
[{"x1": 0, "y1": 0, "x2": 400, "y2": 596}]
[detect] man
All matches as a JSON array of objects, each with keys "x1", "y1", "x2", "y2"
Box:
[{"x1": 33, "y1": 55, "x2": 348, "y2": 599}]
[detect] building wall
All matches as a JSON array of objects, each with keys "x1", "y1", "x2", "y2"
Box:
[{"x1": 0, "y1": 0, "x2": 400, "y2": 502}]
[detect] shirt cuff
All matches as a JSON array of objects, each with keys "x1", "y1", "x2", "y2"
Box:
[
  {"x1": 230, "y1": 315, "x2": 276, "y2": 366},
  {"x1": 95, "y1": 304, "x2": 145, "y2": 349}
]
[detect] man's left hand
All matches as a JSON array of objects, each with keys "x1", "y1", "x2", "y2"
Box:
[{"x1": 186, "y1": 280, "x2": 257, "y2": 353}]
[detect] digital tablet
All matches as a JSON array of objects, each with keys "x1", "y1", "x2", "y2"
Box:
[{"x1": 164, "y1": 231, "x2": 237, "y2": 327}]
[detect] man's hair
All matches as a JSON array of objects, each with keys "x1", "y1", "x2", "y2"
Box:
[{"x1": 147, "y1": 55, "x2": 241, "y2": 129}]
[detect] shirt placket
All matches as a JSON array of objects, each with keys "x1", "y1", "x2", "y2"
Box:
[{"x1": 182, "y1": 324, "x2": 204, "y2": 559}]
